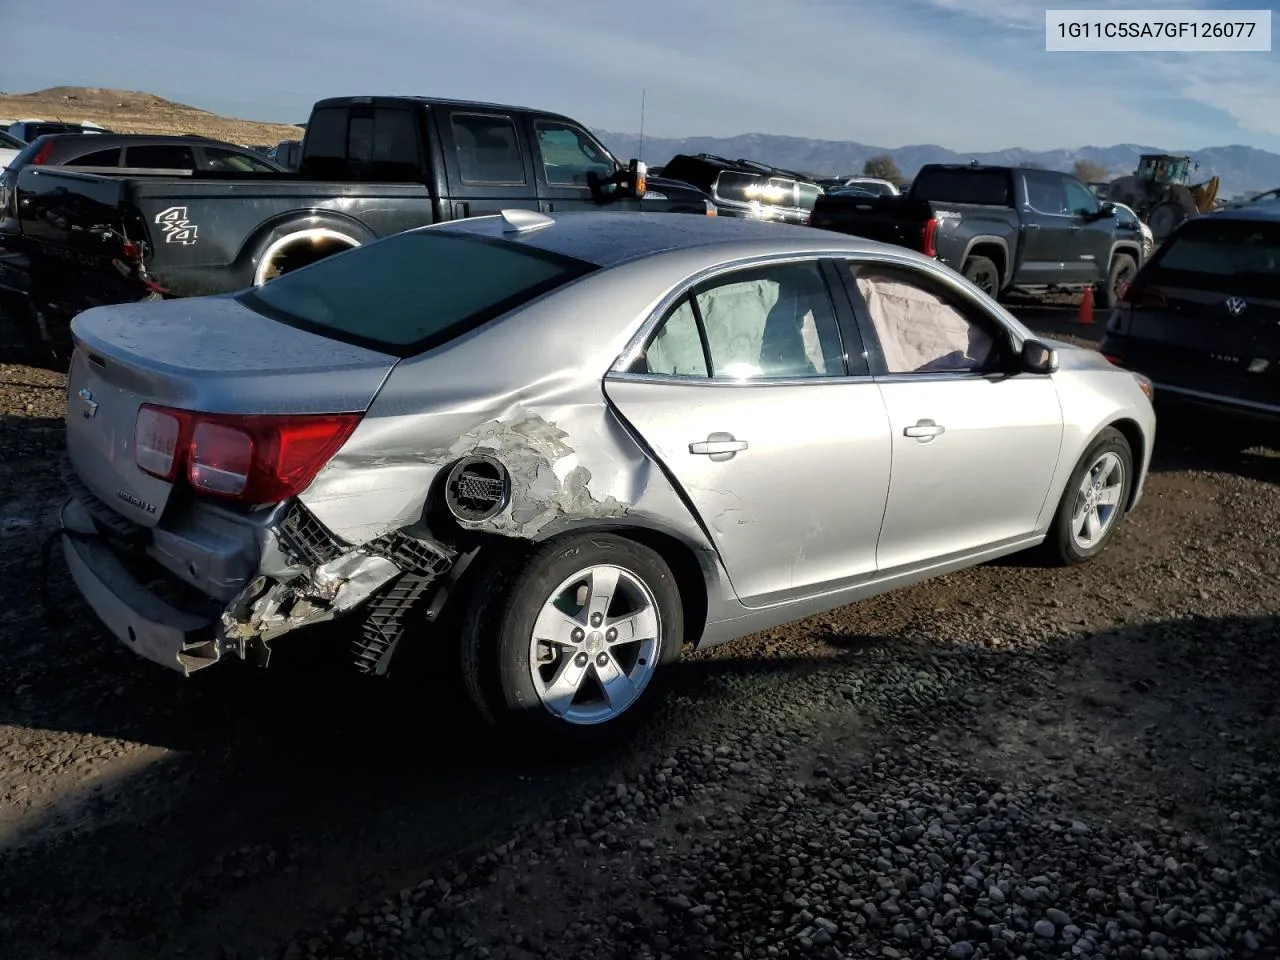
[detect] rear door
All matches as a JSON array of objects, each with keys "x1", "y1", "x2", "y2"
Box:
[
  {"x1": 526, "y1": 115, "x2": 626, "y2": 214},
  {"x1": 836, "y1": 257, "x2": 1063, "y2": 571},
  {"x1": 434, "y1": 108, "x2": 540, "y2": 221},
  {"x1": 1116, "y1": 217, "x2": 1280, "y2": 411},
  {"x1": 604, "y1": 257, "x2": 893, "y2": 606}
]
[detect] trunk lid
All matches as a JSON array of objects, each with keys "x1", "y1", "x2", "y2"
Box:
[{"x1": 66, "y1": 295, "x2": 399, "y2": 527}]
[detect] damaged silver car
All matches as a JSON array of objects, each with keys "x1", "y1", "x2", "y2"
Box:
[{"x1": 58, "y1": 209, "x2": 1155, "y2": 743}]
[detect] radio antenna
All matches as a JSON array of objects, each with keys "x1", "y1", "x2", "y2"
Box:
[{"x1": 638, "y1": 88, "x2": 646, "y2": 162}]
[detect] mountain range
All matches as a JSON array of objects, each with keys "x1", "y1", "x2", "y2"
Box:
[{"x1": 594, "y1": 131, "x2": 1280, "y2": 199}]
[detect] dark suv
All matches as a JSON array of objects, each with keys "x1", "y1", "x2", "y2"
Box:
[{"x1": 1100, "y1": 207, "x2": 1279, "y2": 434}]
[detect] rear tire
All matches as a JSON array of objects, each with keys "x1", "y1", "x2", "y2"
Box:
[
  {"x1": 1097, "y1": 253, "x2": 1137, "y2": 310},
  {"x1": 460, "y1": 534, "x2": 683, "y2": 751},
  {"x1": 1043, "y1": 427, "x2": 1133, "y2": 566},
  {"x1": 962, "y1": 256, "x2": 1000, "y2": 297}
]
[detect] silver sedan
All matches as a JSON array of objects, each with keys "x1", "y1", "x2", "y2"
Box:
[{"x1": 59, "y1": 210, "x2": 1156, "y2": 745}]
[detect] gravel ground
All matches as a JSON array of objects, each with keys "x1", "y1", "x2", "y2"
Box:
[{"x1": 0, "y1": 305, "x2": 1277, "y2": 960}]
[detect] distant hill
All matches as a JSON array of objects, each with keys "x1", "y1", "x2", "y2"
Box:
[
  {"x1": 596, "y1": 131, "x2": 1280, "y2": 199},
  {"x1": 0, "y1": 86, "x2": 302, "y2": 146}
]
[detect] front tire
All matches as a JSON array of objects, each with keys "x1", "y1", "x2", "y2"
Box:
[
  {"x1": 460, "y1": 534, "x2": 684, "y2": 748},
  {"x1": 1044, "y1": 427, "x2": 1133, "y2": 565},
  {"x1": 1097, "y1": 253, "x2": 1137, "y2": 310}
]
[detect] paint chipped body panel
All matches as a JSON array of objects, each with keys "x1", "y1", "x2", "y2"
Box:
[{"x1": 58, "y1": 211, "x2": 1153, "y2": 682}]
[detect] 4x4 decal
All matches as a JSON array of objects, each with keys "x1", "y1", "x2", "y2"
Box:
[{"x1": 154, "y1": 206, "x2": 199, "y2": 245}]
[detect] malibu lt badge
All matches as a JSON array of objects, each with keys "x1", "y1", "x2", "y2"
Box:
[{"x1": 77, "y1": 387, "x2": 98, "y2": 418}]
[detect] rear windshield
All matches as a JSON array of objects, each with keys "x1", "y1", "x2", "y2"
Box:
[
  {"x1": 1145, "y1": 217, "x2": 1280, "y2": 296},
  {"x1": 910, "y1": 168, "x2": 1012, "y2": 206},
  {"x1": 242, "y1": 230, "x2": 597, "y2": 356}
]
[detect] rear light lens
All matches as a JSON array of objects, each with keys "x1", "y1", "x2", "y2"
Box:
[
  {"x1": 190, "y1": 422, "x2": 254, "y2": 495},
  {"x1": 31, "y1": 140, "x2": 55, "y2": 166},
  {"x1": 1119, "y1": 283, "x2": 1166, "y2": 308},
  {"x1": 921, "y1": 217, "x2": 938, "y2": 258},
  {"x1": 135, "y1": 405, "x2": 188, "y2": 480},
  {"x1": 134, "y1": 406, "x2": 361, "y2": 505}
]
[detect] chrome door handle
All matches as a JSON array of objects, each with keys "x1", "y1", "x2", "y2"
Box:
[
  {"x1": 689, "y1": 432, "x2": 748, "y2": 461},
  {"x1": 1024, "y1": 223, "x2": 1040, "y2": 231},
  {"x1": 1069, "y1": 225, "x2": 1082, "y2": 232},
  {"x1": 904, "y1": 419, "x2": 945, "y2": 442}
]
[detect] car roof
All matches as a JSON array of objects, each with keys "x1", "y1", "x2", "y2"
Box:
[
  {"x1": 433, "y1": 210, "x2": 912, "y2": 268},
  {"x1": 34, "y1": 132, "x2": 223, "y2": 147},
  {"x1": 1195, "y1": 204, "x2": 1280, "y2": 225}
]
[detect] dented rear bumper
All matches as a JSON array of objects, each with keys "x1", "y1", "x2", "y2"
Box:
[{"x1": 59, "y1": 462, "x2": 458, "y2": 677}]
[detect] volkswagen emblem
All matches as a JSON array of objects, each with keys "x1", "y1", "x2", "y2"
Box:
[
  {"x1": 1225, "y1": 296, "x2": 1248, "y2": 316},
  {"x1": 78, "y1": 387, "x2": 98, "y2": 419}
]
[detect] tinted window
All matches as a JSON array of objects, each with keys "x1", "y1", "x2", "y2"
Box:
[
  {"x1": 451, "y1": 114, "x2": 525, "y2": 184},
  {"x1": 69, "y1": 148, "x2": 120, "y2": 166},
  {"x1": 302, "y1": 108, "x2": 347, "y2": 160},
  {"x1": 910, "y1": 169, "x2": 1012, "y2": 206},
  {"x1": 1063, "y1": 178, "x2": 1100, "y2": 216},
  {"x1": 244, "y1": 232, "x2": 595, "y2": 355},
  {"x1": 1023, "y1": 171, "x2": 1066, "y2": 214},
  {"x1": 1145, "y1": 218, "x2": 1280, "y2": 296},
  {"x1": 125, "y1": 144, "x2": 196, "y2": 169},
  {"x1": 201, "y1": 146, "x2": 279, "y2": 173},
  {"x1": 300, "y1": 107, "x2": 420, "y2": 179},
  {"x1": 534, "y1": 121, "x2": 615, "y2": 186},
  {"x1": 848, "y1": 264, "x2": 1005, "y2": 375}
]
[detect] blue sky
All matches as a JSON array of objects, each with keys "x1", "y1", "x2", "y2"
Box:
[{"x1": 6, "y1": 0, "x2": 1279, "y2": 152}]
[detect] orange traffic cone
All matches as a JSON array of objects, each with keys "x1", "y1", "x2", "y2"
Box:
[{"x1": 1078, "y1": 286, "x2": 1095, "y2": 325}]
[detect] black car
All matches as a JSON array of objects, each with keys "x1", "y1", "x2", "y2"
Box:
[
  {"x1": 1100, "y1": 207, "x2": 1280, "y2": 433},
  {"x1": 7, "y1": 132, "x2": 284, "y2": 173}
]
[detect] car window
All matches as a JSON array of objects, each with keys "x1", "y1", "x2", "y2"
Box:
[
  {"x1": 125, "y1": 144, "x2": 196, "y2": 169},
  {"x1": 1063, "y1": 178, "x2": 1100, "y2": 216},
  {"x1": 451, "y1": 113, "x2": 525, "y2": 185},
  {"x1": 244, "y1": 231, "x2": 595, "y2": 356},
  {"x1": 200, "y1": 146, "x2": 278, "y2": 173},
  {"x1": 1023, "y1": 171, "x2": 1067, "y2": 214},
  {"x1": 69, "y1": 148, "x2": 121, "y2": 166},
  {"x1": 1145, "y1": 218, "x2": 1280, "y2": 296},
  {"x1": 534, "y1": 121, "x2": 615, "y2": 186},
  {"x1": 848, "y1": 264, "x2": 1004, "y2": 375},
  {"x1": 637, "y1": 299, "x2": 709, "y2": 377},
  {"x1": 696, "y1": 263, "x2": 845, "y2": 379},
  {"x1": 909, "y1": 168, "x2": 1012, "y2": 206}
]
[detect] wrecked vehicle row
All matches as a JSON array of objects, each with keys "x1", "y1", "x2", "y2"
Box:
[{"x1": 57, "y1": 210, "x2": 1154, "y2": 746}]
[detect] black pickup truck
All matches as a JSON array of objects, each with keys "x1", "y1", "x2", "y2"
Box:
[
  {"x1": 659, "y1": 153, "x2": 823, "y2": 225},
  {"x1": 0, "y1": 95, "x2": 715, "y2": 360},
  {"x1": 808, "y1": 163, "x2": 1146, "y2": 307}
]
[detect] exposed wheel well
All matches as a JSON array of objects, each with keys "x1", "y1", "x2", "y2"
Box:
[
  {"x1": 1106, "y1": 417, "x2": 1147, "y2": 509},
  {"x1": 966, "y1": 243, "x2": 1007, "y2": 289},
  {"x1": 254, "y1": 228, "x2": 361, "y2": 285}
]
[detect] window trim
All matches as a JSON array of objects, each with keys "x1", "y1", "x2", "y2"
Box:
[
  {"x1": 610, "y1": 255, "x2": 856, "y2": 385},
  {"x1": 836, "y1": 256, "x2": 1025, "y2": 382},
  {"x1": 1020, "y1": 170, "x2": 1073, "y2": 218},
  {"x1": 450, "y1": 111, "x2": 528, "y2": 187},
  {"x1": 532, "y1": 118, "x2": 619, "y2": 190}
]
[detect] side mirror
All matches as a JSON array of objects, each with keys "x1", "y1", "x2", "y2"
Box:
[
  {"x1": 624, "y1": 158, "x2": 647, "y2": 198},
  {"x1": 1021, "y1": 338, "x2": 1058, "y2": 374},
  {"x1": 587, "y1": 158, "x2": 647, "y2": 202},
  {"x1": 1097, "y1": 201, "x2": 1116, "y2": 218}
]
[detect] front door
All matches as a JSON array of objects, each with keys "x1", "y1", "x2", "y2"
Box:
[
  {"x1": 1063, "y1": 175, "x2": 1113, "y2": 285},
  {"x1": 526, "y1": 117, "x2": 638, "y2": 215},
  {"x1": 604, "y1": 258, "x2": 893, "y2": 605},
  {"x1": 839, "y1": 259, "x2": 1064, "y2": 571},
  {"x1": 1018, "y1": 170, "x2": 1076, "y2": 285},
  {"x1": 434, "y1": 109, "x2": 541, "y2": 220}
]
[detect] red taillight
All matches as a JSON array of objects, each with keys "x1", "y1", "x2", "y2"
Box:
[
  {"x1": 921, "y1": 217, "x2": 938, "y2": 258},
  {"x1": 121, "y1": 240, "x2": 143, "y2": 262},
  {"x1": 31, "y1": 140, "x2": 55, "y2": 166},
  {"x1": 1119, "y1": 283, "x2": 1165, "y2": 308},
  {"x1": 134, "y1": 405, "x2": 360, "y2": 504},
  {"x1": 1101, "y1": 354, "x2": 1123, "y2": 366}
]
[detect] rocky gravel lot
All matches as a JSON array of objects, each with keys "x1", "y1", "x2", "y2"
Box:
[{"x1": 0, "y1": 307, "x2": 1277, "y2": 960}]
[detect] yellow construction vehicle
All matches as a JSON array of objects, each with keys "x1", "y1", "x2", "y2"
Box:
[{"x1": 1105, "y1": 154, "x2": 1219, "y2": 244}]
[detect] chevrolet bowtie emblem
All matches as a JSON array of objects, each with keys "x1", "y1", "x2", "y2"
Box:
[{"x1": 78, "y1": 387, "x2": 98, "y2": 418}]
